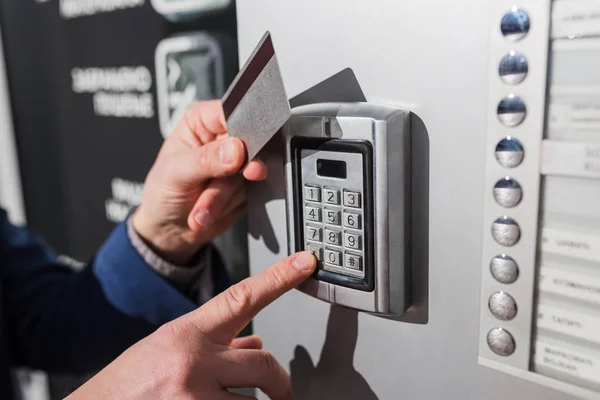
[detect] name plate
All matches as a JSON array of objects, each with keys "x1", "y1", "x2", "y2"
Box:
[
  {"x1": 552, "y1": 0, "x2": 600, "y2": 39},
  {"x1": 542, "y1": 141, "x2": 600, "y2": 179},
  {"x1": 540, "y1": 268, "x2": 600, "y2": 306},
  {"x1": 541, "y1": 228, "x2": 600, "y2": 263},
  {"x1": 537, "y1": 304, "x2": 600, "y2": 345},
  {"x1": 548, "y1": 99, "x2": 600, "y2": 133},
  {"x1": 535, "y1": 341, "x2": 600, "y2": 385}
]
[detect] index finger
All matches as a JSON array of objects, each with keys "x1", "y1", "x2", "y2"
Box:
[
  {"x1": 179, "y1": 100, "x2": 227, "y2": 146},
  {"x1": 184, "y1": 251, "x2": 317, "y2": 344}
]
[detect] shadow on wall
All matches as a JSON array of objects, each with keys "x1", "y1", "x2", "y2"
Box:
[{"x1": 290, "y1": 305, "x2": 379, "y2": 400}]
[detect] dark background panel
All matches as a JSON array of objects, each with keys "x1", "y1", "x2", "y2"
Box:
[
  {"x1": 0, "y1": 1, "x2": 73, "y2": 254},
  {"x1": 0, "y1": 1, "x2": 240, "y2": 397},
  {"x1": 0, "y1": 1, "x2": 238, "y2": 261}
]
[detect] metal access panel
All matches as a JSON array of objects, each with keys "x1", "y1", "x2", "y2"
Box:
[{"x1": 241, "y1": 0, "x2": 600, "y2": 399}]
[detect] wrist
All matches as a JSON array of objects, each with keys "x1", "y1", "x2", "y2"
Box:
[{"x1": 131, "y1": 206, "x2": 204, "y2": 266}]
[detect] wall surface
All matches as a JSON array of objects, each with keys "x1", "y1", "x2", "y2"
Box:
[
  {"x1": 0, "y1": 24, "x2": 24, "y2": 225},
  {"x1": 238, "y1": 1, "x2": 584, "y2": 399}
]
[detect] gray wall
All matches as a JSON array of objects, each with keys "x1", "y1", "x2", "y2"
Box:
[{"x1": 238, "y1": 1, "x2": 589, "y2": 399}]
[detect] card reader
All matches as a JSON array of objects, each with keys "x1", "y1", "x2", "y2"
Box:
[{"x1": 284, "y1": 102, "x2": 411, "y2": 316}]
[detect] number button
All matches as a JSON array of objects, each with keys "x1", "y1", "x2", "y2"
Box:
[
  {"x1": 323, "y1": 188, "x2": 341, "y2": 205},
  {"x1": 324, "y1": 209, "x2": 341, "y2": 225},
  {"x1": 345, "y1": 253, "x2": 363, "y2": 271},
  {"x1": 344, "y1": 232, "x2": 362, "y2": 250},
  {"x1": 325, "y1": 249, "x2": 342, "y2": 266},
  {"x1": 304, "y1": 185, "x2": 321, "y2": 202},
  {"x1": 324, "y1": 229, "x2": 342, "y2": 246},
  {"x1": 306, "y1": 226, "x2": 322, "y2": 242},
  {"x1": 306, "y1": 244, "x2": 323, "y2": 261},
  {"x1": 343, "y1": 190, "x2": 362, "y2": 208},
  {"x1": 343, "y1": 212, "x2": 361, "y2": 229},
  {"x1": 305, "y1": 206, "x2": 322, "y2": 222}
]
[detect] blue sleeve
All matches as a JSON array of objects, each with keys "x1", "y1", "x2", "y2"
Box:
[{"x1": 0, "y1": 209, "x2": 207, "y2": 374}]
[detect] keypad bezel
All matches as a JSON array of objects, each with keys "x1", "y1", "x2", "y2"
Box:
[{"x1": 291, "y1": 137, "x2": 374, "y2": 292}]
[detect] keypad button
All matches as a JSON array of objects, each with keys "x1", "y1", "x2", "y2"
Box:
[
  {"x1": 493, "y1": 177, "x2": 522, "y2": 208},
  {"x1": 324, "y1": 229, "x2": 342, "y2": 246},
  {"x1": 489, "y1": 291, "x2": 517, "y2": 321},
  {"x1": 343, "y1": 190, "x2": 361, "y2": 208},
  {"x1": 325, "y1": 249, "x2": 342, "y2": 266},
  {"x1": 324, "y1": 209, "x2": 341, "y2": 225},
  {"x1": 344, "y1": 232, "x2": 361, "y2": 250},
  {"x1": 345, "y1": 253, "x2": 362, "y2": 271},
  {"x1": 490, "y1": 254, "x2": 519, "y2": 284},
  {"x1": 487, "y1": 327, "x2": 515, "y2": 356},
  {"x1": 306, "y1": 244, "x2": 323, "y2": 261},
  {"x1": 305, "y1": 206, "x2": 322, "y2": 222},
  {"x1": 343, "y1": 212, "x2": 361, "y2": 229},
  {"x1": 306, "y1": 226, "x2": 322, "y2": 242},
  {"x1": 492, "y1": 216, "x2": 520, "y2": 246},
  {"x1": 497, "y1": 94, "x2": 526, "y2": 127},
  {"x1": 304, "y1": 185, "x2": 321, "y2": 202},
  {"x1": 501, "y1": 7, "x2": 530, "y2": 42},
  {"x1": 495, "y1": 137, "x2": 524, "y2": 168},
  {"x1": 323, "y1": 188, "x2": 341, "y2": 205}
]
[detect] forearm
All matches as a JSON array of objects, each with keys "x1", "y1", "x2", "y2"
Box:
[{"x1": 4, "y1": 217, "x2": 202, "y2": 373}]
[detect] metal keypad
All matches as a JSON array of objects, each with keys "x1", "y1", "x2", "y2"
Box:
[{"x1": 303, "y1": 178, "x2": 365, "y2": 279}]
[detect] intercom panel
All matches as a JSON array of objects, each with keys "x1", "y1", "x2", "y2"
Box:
[
  {"x1": 283, "y1": 102, "x2": 411, "y2": 316},
  {"x1": 478, "y1": 1, "x2": 600, "y2": 398}
]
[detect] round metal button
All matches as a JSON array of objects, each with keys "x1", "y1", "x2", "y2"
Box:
[
  {"x1": 489, "y1": 291, "x2": 517, "y2": 320},
  {"x1": 487, "y1": 327, "x2": 516, "y2": 356},
  {"x1": 493, "y1": 177, "x2": 522, "y2": 207},
  {"x1": 490, "y1": 254, "x2": 519, "y2": 284},
  {"x1": 501, "y1": 7, "x2": 530, "y2": 41},
  {"x1": 495, "y1": 136, "x2": 524, "y2": 168},
  {"x1": 499, "y1": 51, "x2": 528, "y2": 84},
  {"x1": 492, "y1": 216, "x2": 520, "y2": 246},
  {"x1": 497, "y1": 94, "x2": 526, "y2": 127}
]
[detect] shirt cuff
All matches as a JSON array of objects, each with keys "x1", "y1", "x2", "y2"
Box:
[{"x1": 126, "y1": 216, "x2": 215, "y2": 302}]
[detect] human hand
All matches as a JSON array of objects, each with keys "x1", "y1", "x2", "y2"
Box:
[
  {"x1": 132, "y1": 100, "x2": 267, "y2": 264},
  {"x1": 65, "y1": 251, "x2": 317, "y2": 400}
]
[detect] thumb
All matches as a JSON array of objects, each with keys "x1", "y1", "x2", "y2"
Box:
[{"x1": 173, "y1": 137, "x2": 246, "y2": 184}]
